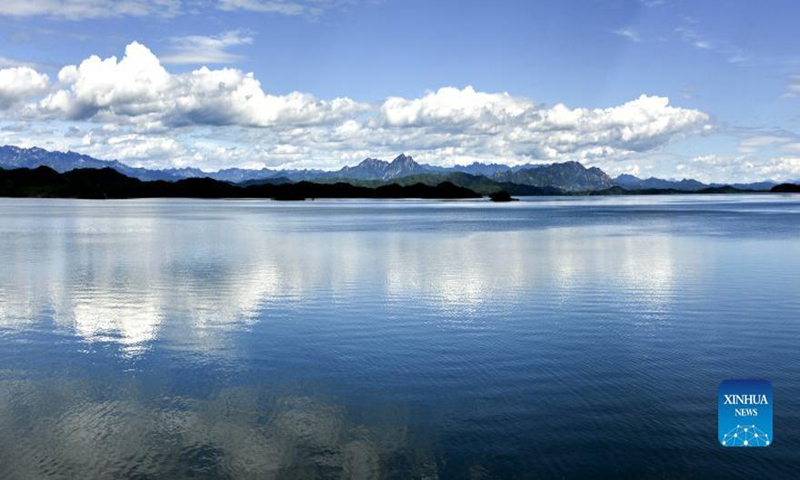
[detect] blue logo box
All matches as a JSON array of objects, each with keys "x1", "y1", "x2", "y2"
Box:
[{"x1": 718, "y1": 379, "x2": 773, "y2": 447}]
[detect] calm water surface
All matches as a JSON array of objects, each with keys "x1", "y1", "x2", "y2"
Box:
[{"x1": 0, "y1": 195, "x2": 799, "y2": 479}]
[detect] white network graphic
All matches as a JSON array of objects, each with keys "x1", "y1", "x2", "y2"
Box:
[{"x1": 722, "y1": 424, "x2": 771, "y2": 447}]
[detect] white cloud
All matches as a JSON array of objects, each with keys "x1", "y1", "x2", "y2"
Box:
[
  {"x1": 614, "y1": 28, "x2": 642, "y2": 43},
  {"x1": 0, "y1": 0, "x2": 181, "y2": 20},
  {"x1": 0, "y1": 0, "x2": 364, "y2": 20},
  {"x1": 785, "y1": 74, "x2": 800, "y2": 98},
  {"x1": 693, "y1": 40, "x2": 713, "y2": 50},
  {"x1": 161, "y1": 30, "x2": 254, "y2": 65},
  {"x1": 675, "y1": 23, "x2": 751, "y2": 65},
  {"x1": 738, "y1": 135, "x2": 790, "y2": 153},
  {"x1": 380, "y1": 86, "x2": 533, "y2": 128},
  {"x1": 218, "y1": 0, "x2": 306, "y2": 15},
  {"x1": 0, "y1": 67, "x2": 50, "y2": 109},
  {"x1": 684, "y1": 154, "x2": 800, "y2": 183},
  {"x1": 0, "y1": 42, "x2": 715, "y2": 173},
  {"x1": 377, "y1": 88, "x2": 708, "y2": 162},
  {"x1": 523, "y1": 94, "x2": 697, "y2": 152},
  {"x1": 736, "y1": 129, "x2": 800, "y2": 155},
  {"x1": 0, "y1": 56, "x2": 36, "y2": 68},
  {"x1": 675, "y1": 26, "x2": 713, "y2": 50},
  {"x1": 754, "y1": 157, "x2": 800, "y2": 181},
  {"x1": 217, "y1": 0, "x2": 356, "y2": 16},
  {"x1": 40, "y1": 42, "x2": 367, "y2": 127}
]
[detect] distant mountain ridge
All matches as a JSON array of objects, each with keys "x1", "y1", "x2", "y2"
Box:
[
  {"x1": 0, "y1": 145, "x2": 780, "y2": 192},
  {"x1": 612, "y1": 173, "x2": 776, "y2": 192},
  {"x1": 493, "y1": 161, "x2": 614, "y2": 191},
  {"x1": 0, "y1": 146, "x2": 206, "y2": 182}
]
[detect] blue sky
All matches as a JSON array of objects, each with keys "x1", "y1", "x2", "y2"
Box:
[{"x1": 0, "y1": 0, "x2": 799, "y2": 181}]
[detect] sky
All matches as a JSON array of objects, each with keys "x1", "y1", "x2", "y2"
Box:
[{"x1": 0, "y1": 0, "x2": 799, "y2": 181}]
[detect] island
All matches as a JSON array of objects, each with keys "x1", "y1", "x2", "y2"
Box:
[{"x1": 489, "y1": 191, "x2": 518, "y2": 202}]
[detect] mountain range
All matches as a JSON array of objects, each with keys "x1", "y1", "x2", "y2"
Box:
[{"x1": 0, "y1": 145, "x2": 782, "y2": 192}]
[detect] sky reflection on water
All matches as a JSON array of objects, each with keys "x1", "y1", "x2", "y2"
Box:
[{"x1": 1, "y1": 196, "x2": 799, "y2": 478}]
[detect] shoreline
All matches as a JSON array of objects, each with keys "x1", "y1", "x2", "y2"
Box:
[{"x1": 0, "y1": 166, "x2": 797, "y2": 200}]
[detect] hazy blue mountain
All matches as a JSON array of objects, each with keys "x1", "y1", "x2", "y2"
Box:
[
  {"x1": 449, "y1": 162, "x2": 512, "y2": 176},
  {"x1": 0, "y1": 145, "x2": 205, "y2": 181},
  {"x1": 717, "y1": 181, "x2": 776, "y2": 191},
  {"x1": 0, "y1": 145, "x2": 780, "y2": 192},
  {"x1": 211, "y1": 168, "x2": 278, "y2": 183},
  {"x1": 493, "y1": 161, "x2": 614, "y2": 191},
  {"x1": 0, "y1": 146, "x2": 109, "y2": 171},
  {"x1": 614, "y1": 173, "x2": 776, "y2": 191},
  {"x1": 613, "y1": 174, "x2": 707, "y2": 191},
  {"x1": 137, "y1": 167, "x2": 207, "y2": 181},
  {"x1": 239, "y1": 176, "x2": 294, "y2": 187},
  {"x1": 0, "y1": 146, "x2": 435, "y2": 183}
]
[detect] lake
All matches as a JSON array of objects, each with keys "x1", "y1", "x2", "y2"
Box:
[{"x1": 0, "y1": 195, "x2": 799, "y2": 479}]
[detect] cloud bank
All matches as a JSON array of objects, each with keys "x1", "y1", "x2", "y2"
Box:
[{"x1": 0, "y1": 41, "x2": 714, "y2": 173}]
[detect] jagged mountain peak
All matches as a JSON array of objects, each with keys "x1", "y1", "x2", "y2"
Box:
[
  {"x1": 390, "y1": 153, "x2": 417, "y2": 164},
  {"x1": 333, "y1": 154, "x2": 425, "y2": 181},
  {"x1": 355, "y1": 157, "x2": 390, "y2": 168}
]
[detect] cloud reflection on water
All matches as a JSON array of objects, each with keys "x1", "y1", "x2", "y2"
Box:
[
  {"x1": 0, "y1": 202, "x2": 687, "y2": 353},
  {"x1": 0, "y1": 200, "x2": 688, "y2": 478}
]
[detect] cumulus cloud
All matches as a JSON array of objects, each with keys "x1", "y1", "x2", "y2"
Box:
[
  {"x1": 380, "y1": 86, "x2": 534, "y2": 128},
  {"x1": 161, "y1": 30, "x2": 254, "y2": 65},
  {"x1": 39, "y1": 42, "x2": 367, "y2": 127},
  {"x1": 0, "y1": 0, "x2": 181, "y2": 20},
  {"x1": 529, "y1": 94, "x2": 708, "y2": 153},
  {"x1": 0, "y1": 41, "x2": 714, "y2": 172},
  {"x1": 376, "y1": 87, "x2": 708, "y2": 161},
  {"x1": 0, "y1": 67, "x2": 49, "y2": 109}
]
